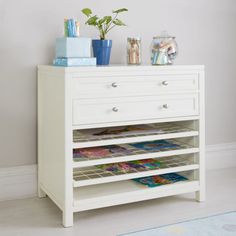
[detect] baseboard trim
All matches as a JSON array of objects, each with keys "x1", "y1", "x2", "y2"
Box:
[
  {"x1": 0, "y1": 165, "x2": 37, "y2": 202},
  {"x1": 0, "y1": 142, "x2": 235, "y2": 201},
  {"x1": 206, "y1": 142, "x2": 236, "y2": 170}
]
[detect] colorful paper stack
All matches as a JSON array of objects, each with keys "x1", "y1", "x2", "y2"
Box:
[
  {"x1": 97, "y1": 159, "x2": 162, "y2": 173},
  {"x1": 53, "y1": 18, "x2": 96, "y2": 67},
  {"x1": 134, "y1": 173, "x2": 187, "y2": 187}
]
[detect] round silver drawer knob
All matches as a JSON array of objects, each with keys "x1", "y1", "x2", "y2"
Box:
[
  {"x1": 162, "y1": 81, "x2": 169, "y2": 86},
  {"x1": 111, "y1": 82, "x2": 118, "y2": 88},
  {"x1": 112, "y1": 107, "x2": 119, "y2": 112},
  {"x1": 163, "y1": 104, "x2": 169, "y2": 109}
]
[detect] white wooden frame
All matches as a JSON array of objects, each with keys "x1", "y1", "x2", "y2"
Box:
[{"x1": 37, "y1": 65, "x2": 205, "y2": 227}]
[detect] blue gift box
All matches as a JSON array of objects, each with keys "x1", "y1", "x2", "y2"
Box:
[{"x1": 56, "y1": 37, "x2": 91, "y2": 58}]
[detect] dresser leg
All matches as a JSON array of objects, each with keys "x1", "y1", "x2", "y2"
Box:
[
  {"x1": 63, "y1": 210, "x2": 73, "y2": 227},
  {"x1": 195, "y1": 190, "x2": 205, "y2": 202}
]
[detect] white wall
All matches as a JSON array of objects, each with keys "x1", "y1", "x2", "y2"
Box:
[{"x1": 0, "y1": 0, "x2": 236, "y2": 167}]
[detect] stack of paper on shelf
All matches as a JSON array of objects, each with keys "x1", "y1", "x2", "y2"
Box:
[
  {"x1": 73, "y1": 140, "x2": 181, "y2": 161},
  {"x1": 134, "y1": 173, "x2": 188, "y2": 187}
]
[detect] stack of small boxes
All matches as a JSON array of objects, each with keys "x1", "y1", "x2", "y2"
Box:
[{"x1": 53, "y1": 19, "x2": 96, "y2": 66}]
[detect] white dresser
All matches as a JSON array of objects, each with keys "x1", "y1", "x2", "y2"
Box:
[{"x1": 37, "y1": 65, "x2": 205, "y2": 227}]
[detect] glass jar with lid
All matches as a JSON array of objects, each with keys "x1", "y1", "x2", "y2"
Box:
[
  {"x1": 127, "y1": 37, "x2": 142, "y2": 65},
  {"x1": 151, "y1": 31, "x2": 178, "y2": 65}
]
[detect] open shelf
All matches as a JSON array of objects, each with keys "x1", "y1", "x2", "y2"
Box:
[
  {"x1": 73, "y1": 139, "x2": 199, "y2": 168},
  {"x1": 73, "y1": 155, "x2": 199, "y2": 187},
  {"x1": 73, "y1": 179, "x2": 200, "y2": 212},
  {"x1": 73, "y1": 123, "x2": 198, "y2": 148}
]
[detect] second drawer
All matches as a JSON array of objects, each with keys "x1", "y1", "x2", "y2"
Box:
[{"x1": 73, "y1": 94, "x2": 199, "y2": 125}]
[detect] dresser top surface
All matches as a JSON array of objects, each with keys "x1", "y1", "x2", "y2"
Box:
[{"x1": 38, "y1": 64, "x2": 204, "y2": 74}]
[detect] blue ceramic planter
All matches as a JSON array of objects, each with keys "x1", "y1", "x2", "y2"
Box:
[{"x1": 92, "y1": 40, "x2": 112, "y2": 65}]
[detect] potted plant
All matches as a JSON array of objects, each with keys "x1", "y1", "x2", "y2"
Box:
[{"x1": 81, "y1": 8, "x2": 128, "y2": 65}]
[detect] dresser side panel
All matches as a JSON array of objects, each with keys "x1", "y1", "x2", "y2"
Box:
[{"x1": 38, "y1": 69, "x2": 71, "y2": 210}]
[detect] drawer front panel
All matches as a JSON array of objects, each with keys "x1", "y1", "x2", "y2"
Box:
[
  {"x1": 72, "y1": 74, "x2": 199, "y2": 99},
  {"x1": 73, "y1": 94, "x2": 199, "y2": 125}
]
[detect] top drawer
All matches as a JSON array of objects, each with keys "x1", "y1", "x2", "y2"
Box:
[{"x1": 72, "y1": 74, "x2": 199, "y2": 99}]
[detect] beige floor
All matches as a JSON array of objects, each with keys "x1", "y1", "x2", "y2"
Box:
[{"x1": 0, "y1": 168, "x2": 235, "y2": 236}]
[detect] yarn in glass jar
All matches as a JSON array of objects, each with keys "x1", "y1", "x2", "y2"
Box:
[
  {"x1": 127, "y1": 37, "x2": 141, "y2": 65},
  {"x1": 151, "y1": 31, "x2": 178, "y2": 65}
]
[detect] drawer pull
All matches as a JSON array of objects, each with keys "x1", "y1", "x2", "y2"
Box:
[
  {"x1": 111, "y1": 82, "x2": 118, "y2": 88},
  {"x1": 163, "y1": 104, "x2": 169, "y2": 109},
  {"x1": 162, "y1": 81, "x2": 169, "y2": 86},
  {"x1": 112, "y1": 107, "x2": 119, "y2": 112}
]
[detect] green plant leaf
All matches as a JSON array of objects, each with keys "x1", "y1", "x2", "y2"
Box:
[
  {"x1": 102, "y1": 16, "x2": 112, "y2": 24},
  {"x1": 105, "y1": 16, "x2": 112, "y2": 24},
  {"x1": 113, "y1": 19, "x2": 126, "y2": 26},
  {"x1": 112, "y1": 8, "x2": 128, "y2": 14},
  {"x1": 98, "y1": 17, "x2": 107, "y2": 25},
  {"x1": 85, "y1": 15, "x2": 98, "y2": 26},
  {"x1": 82, "y1": 8, "x2": 92, "y2": 17},
  {"x1": 98, "y1": 16, "x2": 112, "y2": 26}
]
